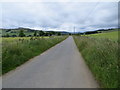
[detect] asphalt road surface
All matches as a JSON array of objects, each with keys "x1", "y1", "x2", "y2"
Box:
[{"x1": 2, "y1": 36, "x2": 99, "y2": 88}]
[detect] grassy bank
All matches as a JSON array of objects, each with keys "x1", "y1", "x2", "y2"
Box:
[
  {"x1": 2, "y1": 36, "x2": 67, "y2": 75},
  {"x1": 73, "y1": 34, "x2": 118, "y2": 88}
]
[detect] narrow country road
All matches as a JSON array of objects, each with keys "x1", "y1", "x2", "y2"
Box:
[{"x1": 2, "y1": 36, "x2": 99, "y2": 88}]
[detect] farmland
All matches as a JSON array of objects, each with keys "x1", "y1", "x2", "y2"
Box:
[
  {"x1": 74, "y1": 30, "x2": 119, "y2": 88},
  {"x1": 1, "y1": 28, "x2": 35, "y2": 37},
  {"x1": 86, "y1": 31, "x2": 118, "y2": 41},
  {"x1": 2, "y1": 36, "x2": 67, "y2": 75},
  {"x1": 1, "y1": 28, "x2": 69, "y2": 37}
]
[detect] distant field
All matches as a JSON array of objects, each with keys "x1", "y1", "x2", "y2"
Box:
[
  {"x1": 2, "y1": 36, "x2": 49, "y2": 42},
  {"x1": 86, "y1": 31, "x2": 118, "y2": 41},
  {"x1": 74, "y1": 31, "x2": 119, "y2": 88},
  {"x1": 2, "y1": 36, "x2": 68, "y2": 75}
]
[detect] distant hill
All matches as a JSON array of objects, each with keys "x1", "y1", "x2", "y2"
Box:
[
  {"x1": 1, "y1": 27, "x2": 70, "y2": 37},
  {"x1": 76, "y1": 28, "x2": 119, "y2": 35}
]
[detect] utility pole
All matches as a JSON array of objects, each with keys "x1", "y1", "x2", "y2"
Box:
[{"x1": 74, "y1": 26, "x2": 75, "y2": 34}]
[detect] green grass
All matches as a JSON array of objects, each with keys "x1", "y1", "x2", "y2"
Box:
[
  {"x1": 86, "y1": 31, "x2": 118, "y2": 41},
  {"x1": 73, "y1": 31, "x2": 119, "y2": 88},
  {"x1": 2, "y1": 36, "x2": 68, "y2": 75}
]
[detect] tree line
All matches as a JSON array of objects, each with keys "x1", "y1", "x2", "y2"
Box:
[{"x1": 2, "y1": 30, "x2": 62, "y2": 37}]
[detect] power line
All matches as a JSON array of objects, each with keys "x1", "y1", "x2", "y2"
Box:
[
  {"x1": 78, "y1": 1, "x2": 101, "y2": 32},
  {"x1": 73, "y1": 26, "x2": 75, "y2": 34},
  {"x1": 82, "y1": 1, "x2": 101, "y2": 22}
]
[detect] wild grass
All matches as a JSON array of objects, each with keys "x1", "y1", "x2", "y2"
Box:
[
  {"x1": 73, "y1": 36, "x2": 118, "y2": 88},
  {"x1": 2, "y1": 36, "x2": 67, "y2": 75}
]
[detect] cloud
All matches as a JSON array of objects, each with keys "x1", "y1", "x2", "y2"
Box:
[{"x1": 1, "y1": 1, "x2": 118, "y2": 32}]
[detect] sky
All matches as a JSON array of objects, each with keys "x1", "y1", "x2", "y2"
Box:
[{"x1": 0, "y1": 0, "x2": 118, "y2": 32}]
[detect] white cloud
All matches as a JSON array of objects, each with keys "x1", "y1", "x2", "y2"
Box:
[{"x1": 1, "y1": 1, "x2": 118, "y2": 32}]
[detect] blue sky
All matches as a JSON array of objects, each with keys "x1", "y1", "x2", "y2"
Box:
[{"x1": 0, "y1": 0, "x2": 118, "y2": 32}]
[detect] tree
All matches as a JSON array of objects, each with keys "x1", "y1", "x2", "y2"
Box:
[
  {"x1": 44, "y1": 32, "x2": 49, "y2": 36},
  {"x1": 39, "y1": 30, "x2": 45, "y2": 36},
  {"x1": 48, "y1": 31, "x2": 55, "y2": 36},
  {"x1": 57, "y1": 32, "x2": 61, "y2": 36},
  {"x1": 19, "y1": 30, "x2": 25, "y2": 37},
  {"x1": 11, "y1": 35, "x2": 17, "y2": 37},
  {"x1": 6, "y1": 34, "x2": 10, "y2": 37},
  {"x1": 85, "y1": 31, "x2": 98, "y2": 35},
  {"x1": 34, "y1": 31, "x2": 37, "y2": 36}
]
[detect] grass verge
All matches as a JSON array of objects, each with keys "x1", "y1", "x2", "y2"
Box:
[
  {"x1": 2, "y1": 36, "x2": 68, "y2": 75},
  {"x1": 73, "y1": 36, "x2": 118, "y2": 88}
]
